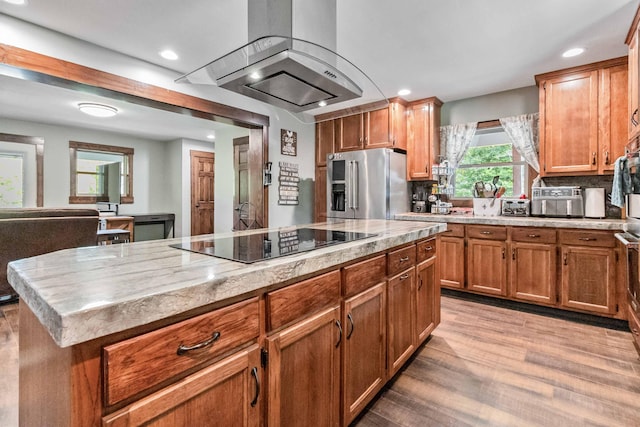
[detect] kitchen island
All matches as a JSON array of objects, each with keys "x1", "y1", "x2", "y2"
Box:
[{"x1": 8, "y1": 219, "x2": 445, "y2": 426}]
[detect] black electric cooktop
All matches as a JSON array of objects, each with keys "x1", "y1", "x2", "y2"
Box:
[{"x1": 170, "y1": 228, "x2": 377, "y2": 264}]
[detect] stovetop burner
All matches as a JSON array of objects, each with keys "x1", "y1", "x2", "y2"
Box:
[{"x1": 170, "y1": 228, "x2": 377, "y2": 263}]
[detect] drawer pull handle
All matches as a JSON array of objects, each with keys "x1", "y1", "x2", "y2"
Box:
[
  {"x1": 399, "y1": 256, "x2": 410, "y2": 262},
  {"x1": 424, "y1": 246, "x2": 433, "y2": 251},
  {"x1": 577, "y1": 237, "x2": 596, "y2": 241},
  {"x1": 527, "y1": 234, "x2": 540, "y2": 238},
  {"x1": 347, "y1": 313, "x2": 355, "y2": 339},
  {"x1": 250, "y1": 367, "x2": 260, "y2": 407},
  {"x1": 400, "y1": 273, "x2": 410, "y2": 280},
  {"x1": 480, "y1": 231, "x2": 492, "y2": 235},
  {"x1": 445, "y1": 229, "x2": 453, "y2": 232},
  {"x1": 176, "y1": 331, "x2": 220, "y2": 355},
  {"x1": 335, "y1": 320, "x2": 342, "y2": 348}
]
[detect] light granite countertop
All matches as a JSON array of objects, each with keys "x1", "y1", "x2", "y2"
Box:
[
  {"x1": 8, "y1": 219, "x2": 445, "y2": 348},
  {"x1": 395, "y1": 212, "x2": 627, "y2": 231}
]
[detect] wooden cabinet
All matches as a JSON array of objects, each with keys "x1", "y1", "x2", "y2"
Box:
[
  {"x1": 333, "y1": 102, "x2": 407, "y2": 152},
  {"x1": 101, "y1": 215, "x2": 134, "y2": 242},
  {"x1": 387, "y1": 267, "x2": 416, "y2": 376},
  {"x1": 103, "y1": 345, "x2": 261, "y2": 427},
  {"x1": 439, "y1": 224, "x2": 465, "y2": 289},
  {"x1": 509, "y1": 227, "x2": 557, "y2": 305},
  {"x1": 559, "y1": 230, "x2": 618, "y2": 315},
  {"x1": 342, "y1": 282, "x2": 386, "y2": 425},
  {"x1": 466, "y1": 225, "x2": 507, "y2": 296},
  {"x1": 416, "y1": 253, "x2": 439, "y2": 344},
  {"x1": 536, "y1": 57, "x2": 628, "y2": 176},
  {"x1": 627, "y1": 13, "x2": 640, "y2": 142},
  {"x1": 314, "y1": 166, "x2": 327, "y2": 222},
  {"x1": 316, "y1": 120, "x2": 335, "y2": 167},
  {"x1": 406, "y1": 97, "x2": 442, "y2": 180},
  {"x1": 266, "y1": 306, "x2": 342, "y2": 427}
]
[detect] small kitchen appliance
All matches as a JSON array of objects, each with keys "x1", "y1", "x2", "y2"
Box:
[
  {"x1": 501, "y1": 199, "x2": 530, "y2": 216},
  {"x1": 531, "y1": 186, "x2": 584, "y2": 217},
  {"x1": 326, "y1": 148, "x2": 409, "y2": 219},
  {"x1": 584, "y1": 187, "x2": 606, "y2": 218}
]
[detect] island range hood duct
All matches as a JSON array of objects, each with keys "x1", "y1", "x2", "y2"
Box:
[{"x1": 176, "y1": 0, "x2": 386, "y2": 119}]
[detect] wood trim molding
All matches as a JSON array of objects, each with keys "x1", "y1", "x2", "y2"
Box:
[
  {"x1": 534, "y1": 56, "x2": 628, "y2": 86},
  {"x1": 0, "y1": 132, "x2": 44, "y2": 207},
  {"x1": 626, "y1": 3, "x2": 640, "y2": 45},
  {"x1": 0, "y1": 43, "x2": 270, "y2": 128}
]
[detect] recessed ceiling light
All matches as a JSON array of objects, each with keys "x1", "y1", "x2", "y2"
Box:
[
  {"x1": 249, "y1": 71, "x2": 261, "y2": 80},
  {"x1": 562, "y1": 47, "x2": 585, "y2": 58},
  {"x1": 318, "y1": 101, "x2": 327, "y2": 107},
  {"x1": 77, "y1": 103, "x2": 118, "y2": 118},
  {"x1": 159, "y1": 50, "x2": 178, "y2": 60},
  {"x1": 206, "y1": 134, "x2": 215, "y2": 140},
  {"x1": 398, "y1": 89, "x2": 411, "y2": 96},
  {"x1": 4, "y1": 0, "x2": 27, "y2": 5}
]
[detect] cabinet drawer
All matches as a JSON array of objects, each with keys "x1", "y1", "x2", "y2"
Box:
[
  {"x1": 267, "y1": 270, "x2": 341, "y2": 331},
  {"x1": 416, "y1": 238, "x2": 437, "y2": 263},
  {"x1": 342, "y1": 254, "x2": 386, "y2": 297},
  {"x1": 558, "y1": 229, "x2": 615, "y2": 247},
  {"x1": 467, "y1": 225, "x2": 507, "y2": 240},
  {"x1": 103, "y1": 297, "x2": 260, "y2": 407},
  {"x1": 387, "y1": 245, "x2": 417, "y2": 276},
  {"x1": 510, "y1": 227, "x2": 556, "y2": 244},
  {"x1": 442, "y1": 223, "x2": 464, "y2": 238}
]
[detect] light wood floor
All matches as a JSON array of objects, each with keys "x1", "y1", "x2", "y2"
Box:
[{"x1": 1, "y1": 296, "x2": 639, "y2": 427}]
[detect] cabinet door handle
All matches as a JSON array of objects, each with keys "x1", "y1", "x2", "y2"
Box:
[
  {"x1": 480, "y1": 231, "x2": 492, "y2": 235},
  {"x1": 563, "y1": 253, "x2": 568, "y2": 266},
  {"x1": 502, "y1": 248, "x2": 506, "y2": 259},
  {"x1": 604, "y1": 150, "x2": 610, "y2": 165},
  {"x1": 418, "y1": 275, "x2": 423, "y2": 290},
  {"x1": 512, "y1": 249, "x2": 516, "y2": 260},
  {"x1": 250, "y1": 367, "x2": 260, "y2": 407},
  {"x1": 632, "y1": 108, "x2": 639, "y2": 126},
  {"x1": 176, "y1": 331, "x2": 220, "y2": 355},
  {"x1": 400, "y1": 256, "x2": 410, "y2": 262},
  {"x1": 591, "y1": 152, "x2": 596, "y2": 165},
  {"x1": 347, "y1": 313, "x2": 355, "y2": 339},
  {"x1": 335, "y1": 320, "x2": 342, "y2": 348}
]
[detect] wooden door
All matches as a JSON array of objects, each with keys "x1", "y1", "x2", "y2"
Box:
[
  {"x1": 315, "y1": 120, "x2": 335, "y2": 167},
  {"x1": 416, "y1": 256, "x2": 438, "y2": 344},
  {"x1": 467, "y1": 239, "x2": 507, "y2": 296},
  {"x1": 561, "y1": 246, "x2": 617, "y2": 314},
  {"x1": 540, "y1": 70, "x2": 599, "y2": 175},
  {"x1": 599, "y1": 63, "x2": 629, "y2": 173},
  {"x1": 190, "y1": 150, "x2": 214, "y2": 236},
  {"x1": 336, "y1": 114, "x2": 363, "y2": 151},
  {"x1": 364, "y1": 108, "x2": 390, "y2": 149},
  {"x1": 103, "y1": 345, "x2": 261, "y2": 427},
  {"x1": 266, "y1": 306, "x2": 341, "y2": 427},
  {"x1": 439, "y1": 236, "x2": 465, "y2": 289},
  {"x1": 406, "y1": 103, "x2": 431, "y2": 180},
  {"x1": 387, "y1": 267, "x2": 415, "y2": 376},
  {"x1": 342, "y1": 282, "x2": 386, "y2": 425},
  {"x1": 314, "y1": 166, "x2": 327, "y2": 222},
  {"x1": 509, "y1": 242, "x2": 556, "y2": 305}
]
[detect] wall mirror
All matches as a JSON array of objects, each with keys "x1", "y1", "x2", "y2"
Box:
[{"x1": 0, "y1": 47, "x2": 269, "y2": 236}]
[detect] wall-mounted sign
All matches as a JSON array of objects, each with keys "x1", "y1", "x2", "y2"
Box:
[
  {"x1": 278, "y1": 161, "x2": 299, "y2": 205},
  {"x1": 281, "y1": 129, "x2": 297, "y2": 156}
]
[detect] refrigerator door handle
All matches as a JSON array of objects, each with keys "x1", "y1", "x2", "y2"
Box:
[{"x1": 351, "y1": 161, "x2": 359, "y2": 210}]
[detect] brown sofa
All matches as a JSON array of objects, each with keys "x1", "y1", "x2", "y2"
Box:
[{"x1": 0, "y1": 208, "x2": 100, "y2": 303}]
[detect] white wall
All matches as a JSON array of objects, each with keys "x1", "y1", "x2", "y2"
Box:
[{"x1": 0, "y1": 14, "x2": 317, "y2": 229}]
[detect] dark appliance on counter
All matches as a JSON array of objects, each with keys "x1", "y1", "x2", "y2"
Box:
[
  {"x1": 170, "y1": 228, "x2": 377, "y2": 264},
  {"x1": 327, "y1": 148, "x2": 409, "y2": 219},
  {"x1": 531, "y1": 186, "x2": 584, "y2": 217}
]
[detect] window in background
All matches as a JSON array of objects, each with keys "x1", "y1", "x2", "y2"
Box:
[
  {"x1": 69, "y1": 141, "x2": 134, "y2": 204},
  {"x1": 0, "y1": 153, "x2": 24, "y2": 207},
  {"x1": 453, "y1": 126, "x2": 528, "y2": 198}
]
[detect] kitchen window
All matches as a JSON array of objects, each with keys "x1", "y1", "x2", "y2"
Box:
[
  {"x1": 69, "y1": 141, "x2": 134, "y2": 204},
  {"x1": 453, "y1": 126, "x2": 528, "y2": 198},
  {"x1": 0, "y1": 152, "x2": 24, "y2": 208}
]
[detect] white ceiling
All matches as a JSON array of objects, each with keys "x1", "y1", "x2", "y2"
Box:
[{"x1": 0, "y1": 0, "x2": 639, "y2": 139}]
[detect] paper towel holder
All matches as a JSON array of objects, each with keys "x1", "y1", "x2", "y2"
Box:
[{"x1": 584, "y1": 187, "x2": 605, "y2": 218}]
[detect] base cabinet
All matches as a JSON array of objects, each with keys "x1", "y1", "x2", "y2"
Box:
[
  {"x1": 439, "y1": 224, "x2": 465, "y2": 289},
  {"x1": 342, "y1": 282, "x2": 387, "y2": 425},
  {"x1": 103, "y1": 345, "x2": 261, "y2": 427},
  {"x1": 416, "y1": 255, "x2": 439, "y2": 344},
  {"x1": 509, "y1": 228, "x2": 557, "y2": 305},
  {"x1": 387, "y1": 267, "x2": 416, "y2": 376},
  {"x1": 266, "y1": 306, "x2": 341, "y2": 427},
  {"x1": 467, "y1": 230, "x2": 507, "y2": 297}
]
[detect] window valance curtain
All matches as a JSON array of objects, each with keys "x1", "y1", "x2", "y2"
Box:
[
  {"x1": 499, "y1": 113, "x2": 542, "y2": 187},
  {"x1": 440, "y1": 122, "x2": 477, "y2": 169}
]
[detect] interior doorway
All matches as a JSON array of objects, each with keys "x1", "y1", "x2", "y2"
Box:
[{"x1": 190, "y1": 150, "x2": 215, "y2": 236}]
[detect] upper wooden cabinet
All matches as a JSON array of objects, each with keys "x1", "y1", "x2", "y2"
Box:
[
  {"x1": 535, "y1": 57, "x2": 628, "y2": 176},
  {"x1": 406, "y1": 97, "x2": 443, "y2": 181},
  {"x1": 627, "y1": 11, "x2": 640, "y2": 142},
  {"x1": 315, "y1": 120, "x2": 335, "y2": 167}
]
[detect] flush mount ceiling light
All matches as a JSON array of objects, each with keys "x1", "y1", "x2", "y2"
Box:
[
  {"x1": 397, "y1": 89, "x2": 411, "y2": 96},
  {"x1": 4, "y1": 0, "x2": 27, "y2": 5},
  {"x1": 562, "y1": 47, "x2": 585, "y2": 58},
  {"x1": 159, "y1": 50, "x2": 179, "y2": 60},
  {"x1": 206, "y1": 133, "x2": 215, "y2": 140},
  {"x1": 77, "y1": 103, "x2": 118, "y2": 118}
]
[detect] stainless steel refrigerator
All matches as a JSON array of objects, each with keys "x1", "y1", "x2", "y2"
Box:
[{"x1": 326, "y1": 148, "x2": 409, "y2": 219}]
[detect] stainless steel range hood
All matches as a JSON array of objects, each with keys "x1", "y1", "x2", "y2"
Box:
[{"x1": 176, "y1": 0, "x2": 386, "y2": 121}]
